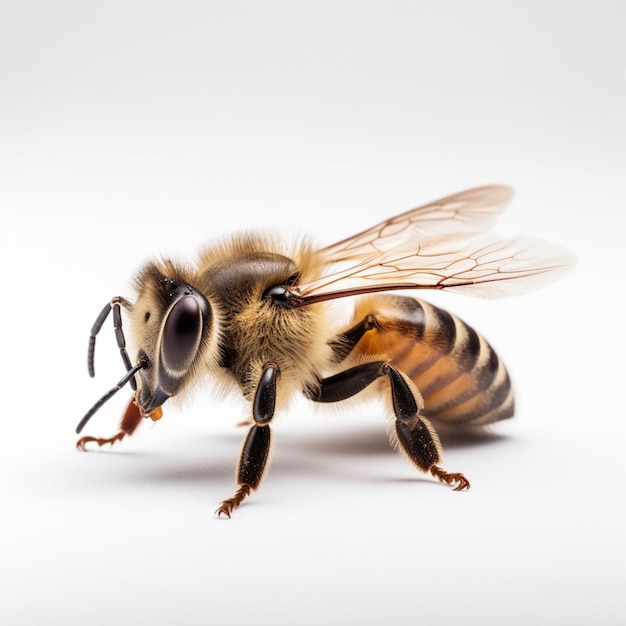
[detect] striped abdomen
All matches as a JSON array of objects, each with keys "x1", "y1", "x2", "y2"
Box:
[{"x1": 352, "y1": 294, "x2": 514, "y2": 426}]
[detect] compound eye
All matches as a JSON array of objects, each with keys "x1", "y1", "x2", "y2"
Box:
[{"x1": 161, "y1": 296, "x2": 202, "y2": 372}]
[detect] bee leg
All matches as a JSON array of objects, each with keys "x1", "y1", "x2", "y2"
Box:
[
  {"x1": 307, "y1": 361, "x2": 388, "y2": 402},
  {"x1": 216, "y1": 363, "x2": 278, "y2": 518},
  {"x1": 388, "y1": 368, "x2": 470, "y2": 491},
  {"x1": 76, "y1": 397, "x2": 143, "y2": 451},
  {"x1": 328, "y1": 314, "x2": 377, "y2": 363},
  {"x1": 308, "y1": 362, "x2": 470, "y2": 491}
]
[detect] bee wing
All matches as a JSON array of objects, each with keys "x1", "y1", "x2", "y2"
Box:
[
  {"x1": 295, "y1": 231, "x2": 576, "y2": 304},
  {"x1": 321, "y1": 185, "x2": 514, "y2": 263}
]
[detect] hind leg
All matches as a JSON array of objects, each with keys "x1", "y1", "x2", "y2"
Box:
[
  {"x1": 392, "y1": 412, "x2": 470, "y2": 491},
  {"x1": 308, "y1": 361, "x2": 469, "y2": 491},
  {"x1": 381, "y1": 365, "x2": 470, "y2": 491}
]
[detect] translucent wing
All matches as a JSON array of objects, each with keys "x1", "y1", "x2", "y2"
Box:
[
  {"x1": 321, "y1": 185, "x2": 514, "y2": 263},
  {"x1": 293, "y1": 231, "x2": 576, "y2": 306}
]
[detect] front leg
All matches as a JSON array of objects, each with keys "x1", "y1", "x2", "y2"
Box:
[
  {"x1": 76, "y1": 396, "x2": 151, "y2": 451},
  {"x1": 216, "y1": 363, "x2": 278, "y2": 518},
  {"x1": 309, "y1": 361, "x2": 470, "y2": 491}
]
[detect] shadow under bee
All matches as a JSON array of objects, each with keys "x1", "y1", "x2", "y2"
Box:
[{"x1": 77, "y1": 403, "x2": 511, "y2": 488}]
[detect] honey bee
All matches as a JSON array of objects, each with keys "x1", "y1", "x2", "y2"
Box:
[{"x1": 76, "y1": 185, "x2": 574, "y2": 516}]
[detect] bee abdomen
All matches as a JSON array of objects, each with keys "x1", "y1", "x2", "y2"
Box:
[{"x1": 353, "y1": 295, "x2": 514, "y2": 426}]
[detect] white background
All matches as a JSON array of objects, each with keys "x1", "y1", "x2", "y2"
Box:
[{"x1": 1, "y1": 2, "x2": 624, "y2": 625}]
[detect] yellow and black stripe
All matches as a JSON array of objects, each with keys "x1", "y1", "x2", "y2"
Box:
[{"x1": 353, "y1": 294, "x2": 514, "y2": 426}]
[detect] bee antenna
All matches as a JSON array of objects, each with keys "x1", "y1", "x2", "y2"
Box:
[
  {"x1": 88, "y1": 297, "x2": 137, "y2": 391},
  {"x1": 76, "y1": 360, "x2": 148, "y2": 434}
]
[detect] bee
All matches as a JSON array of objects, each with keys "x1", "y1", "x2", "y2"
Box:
[{"x1": 76, "y1": 185, "x2": 574, "y2": 516}]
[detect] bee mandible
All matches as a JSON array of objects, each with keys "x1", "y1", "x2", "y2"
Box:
[{"x1": 76, "y1": 185, "x2": 575, "y2": 516}]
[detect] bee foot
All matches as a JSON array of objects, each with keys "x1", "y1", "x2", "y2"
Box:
[
  {"x1": 76, "y1": 431, "x2": 126, "y2": 451},
  {"x1": 430, "y1": 465, "x2": 470, "y2": 491},
  {"x1": 215, "y1": 484, "x2": 252, "y2": 518}
]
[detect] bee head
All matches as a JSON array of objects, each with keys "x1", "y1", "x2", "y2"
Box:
[
  {"x1": 75, "y1": 261, "x2": 214, "y2": 436},
  {"x1": 131, "y1": 264, "x2": 212, "y2": 415}
]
